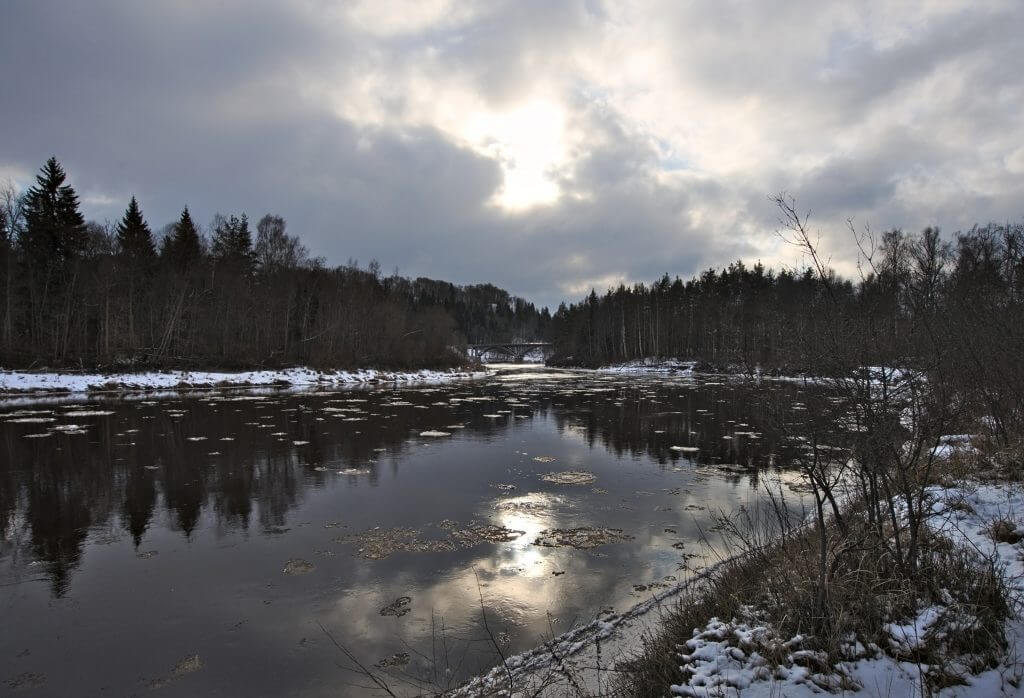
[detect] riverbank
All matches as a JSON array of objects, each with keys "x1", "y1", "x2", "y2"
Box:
[
  {"x1": 626, "y1": 476, "x2": 1024, "y2": 697},
  {"x1": 453, "y1": 446, "x2": 1024, "y2": 697},
  {"x1": 0, "y1": 366, "x2": 488, "y2": 396}
]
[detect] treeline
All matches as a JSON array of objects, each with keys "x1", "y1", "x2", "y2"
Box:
[
  {"x1": 0, "y1": 157, "x2": 548, "y2": 369},
  {"x1": 549, "y1": 225, "x2": 1023, "y2": 372},
  {"x1": 549, "y1": 216, "x2": 1024, "y2": 444},
  {"x1": 549, "y1": 261, "x2": 840, "y2": 368},
  {"x1": 398, "y1": 278, "x2": 551, "y2": 345}
]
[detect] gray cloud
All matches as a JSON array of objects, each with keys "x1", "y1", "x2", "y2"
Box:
[{"x1": 2, "y1": 0, "x2": 1022, "y2": 309}]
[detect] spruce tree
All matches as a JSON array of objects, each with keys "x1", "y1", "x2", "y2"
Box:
[
  {"x1": 161, "y1": 207, "x2": 202, "y2": 271},
  {"x1": 21, "y1": 157, "x2": 86, "y2": 267},
  {"x1": 116, "y1": 196, "x2": 156, "y2": 264}
]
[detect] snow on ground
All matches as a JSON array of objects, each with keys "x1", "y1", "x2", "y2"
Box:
[
  {"x1": 453, "y1": 476, "x2": 1024, "y2": 697},
  {"x1": 0, "y1": 367, "x2": 487, "y2": 396},
  {"x1": 664, "y1": 480, "x2": 1024, "y2": 698},
  {"x1": 450, "y1": 560, "x2": 728, "y2": 697}
]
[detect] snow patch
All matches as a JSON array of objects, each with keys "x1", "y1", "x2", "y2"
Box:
[{"x1": 0, "y1": 367, "x2": 487, "y2": 397}]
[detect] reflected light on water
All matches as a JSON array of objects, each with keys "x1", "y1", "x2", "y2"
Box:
[{"x1": 0, "y1": 368, "x2": 822, "y2": 697}]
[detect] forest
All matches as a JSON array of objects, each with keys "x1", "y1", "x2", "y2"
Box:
[
  {"x1": 548, "y1": 224, "x2": 1024, "y2": 373},
  {"x1": 549, "y1": 201, "x2": 1024, "y2": 447},
  {"x1": 0, "y1": 158, "x2": 549, "y2": 370}
]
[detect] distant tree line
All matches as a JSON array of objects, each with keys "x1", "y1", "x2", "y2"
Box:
[
  {"x1": 548, "y1": 205, "x2": 1024, "y2": 446},
  {"x1": 549, "y1": 261, "x2": 838, "y2": 368},
  {"x1": 550, "y1": 225, "x2": 1022, "y2": 371},
  {"x1": 0, "y1": 158, "x2": 548, "y2": 369}
]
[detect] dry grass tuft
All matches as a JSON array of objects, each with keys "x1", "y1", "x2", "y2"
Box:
[{"x1": 616, "y1": 503, "x2": 1012, "y2": 696}]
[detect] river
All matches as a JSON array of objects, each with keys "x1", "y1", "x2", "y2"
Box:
[{"x1": 0, "y1": 365, "x2": 811, "y2": 696}]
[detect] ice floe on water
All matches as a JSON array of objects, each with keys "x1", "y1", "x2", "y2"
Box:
[
  {"x1": 282, "y1": 559, "x2": 315, "y2": 575},
  {"x1": 334, "y1": 521, "x2": 527, "y2": 560},
  {"x1": 379, "y1": 596, "x2": 412, "y2": 617},
  {"x1": 533, "y1": 527, "x2": 633, "y2": 549},
  {"x1": 540, "y1": 470, "x2": 597, "y2": 485}
]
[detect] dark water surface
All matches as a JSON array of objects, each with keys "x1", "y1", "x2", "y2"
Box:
[{"x1": 0, "y1": 366, "x2": 808, "y2": 696}]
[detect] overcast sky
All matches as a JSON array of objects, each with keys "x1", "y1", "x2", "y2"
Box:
[{"x1": 3, "y1": 0, "x2": 1022, "y2": 309}]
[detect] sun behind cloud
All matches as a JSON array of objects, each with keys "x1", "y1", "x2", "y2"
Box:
[{"x1": 465, "y1": 100, "x2": 568, "y2": 211}]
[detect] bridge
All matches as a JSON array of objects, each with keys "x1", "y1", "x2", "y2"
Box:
[{"x1": 467, "y1": 342, "x2": 554, "y2": 363}]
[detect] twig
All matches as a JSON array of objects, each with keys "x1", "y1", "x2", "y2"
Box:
[
  {"x1": 317, "y1": 620, "x2": 398, "y2": 697},
  {"x1": 474, "y1": 568, "x2": 514, "y2": 695}
]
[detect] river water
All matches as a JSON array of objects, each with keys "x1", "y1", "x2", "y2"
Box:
[{"x1": 0, "y1": 365, "x2": 810, "y2": 696}]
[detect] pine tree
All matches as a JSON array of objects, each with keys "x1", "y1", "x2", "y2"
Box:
[
  {"x1": 116, "y1": 196, "x2": 156, "y2": 264},
  {"x1": 161, "y1": 207, "x2": 202, "y2": 271},
  {"x1": 20, "y1": 157, "x2": 86, "y2": 267}
]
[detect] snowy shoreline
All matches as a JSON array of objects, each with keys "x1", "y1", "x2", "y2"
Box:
[
  {"x1": 451, "y1": 559, "x2": 729, "y2": 696},
  {"x1": 0, "y1": 366, "x2": 488, "y2": 396},
  {"x1": 453, "y1": 477, "x2": 1024, "y2": 696}
]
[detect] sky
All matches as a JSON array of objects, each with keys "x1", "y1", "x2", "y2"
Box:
[{"x1": 2, "y1": 0, "x2": 1022, "y2": 310}]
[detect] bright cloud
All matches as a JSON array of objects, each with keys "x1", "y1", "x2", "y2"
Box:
[{"x1": 2, "y1": 0, "x2": 1022, "y2": 308}]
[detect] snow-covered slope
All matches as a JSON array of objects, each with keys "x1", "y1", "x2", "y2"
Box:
[{"x1": 0, "y1": 367, "x2": 486, "y2": 395}]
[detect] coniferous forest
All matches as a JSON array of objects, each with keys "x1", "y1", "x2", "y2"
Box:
[{"x1": 0, "y1": 158, "x2": 549, "y2": 369}]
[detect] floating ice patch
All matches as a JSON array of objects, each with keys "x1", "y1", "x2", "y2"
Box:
[
  {"x1": 533, "y1": 527, "x2": 633, "y2": 549},
  {"x1": 51, "y1": 424, "x2": 86, "y2": 433},
  {"x1": 670, "y1": 446, "x2": 700, "y2": 453},
  {"x1": 449, "y1": 523, "x2": 525, "y2": 546},
  {"x1": 282, "y1": 559, "x2": 315, "y2": 575},
  {"x1": 541, "y1": 471, "x2": 597, "y2": 485},
  {"x1": 419, "y1": 430, "x2": 451, "y2": 437},
  {"x1": 374, "y1": 652, "x2": 410, "y2": 668},
  {"x1": 379, "y1": 596, "x2": 412, "y2": 617},
  {"x1": 336, "y1": 527, "x2": 457, "y2": 559},
  {"x1": 337, "y1": 521, "x2": 525, "y2": 560}
]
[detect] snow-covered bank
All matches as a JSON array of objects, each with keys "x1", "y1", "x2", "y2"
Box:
[
  {"x1": 451, "y1": 561, "x2": 728, "y2": 696},
  {"x1": 0, "y1": 366, "x2": 487, "y2": 396},
  {"x1": 452, "y1": 477, "x2": 1024, "y2": 697},
  {"x1": 665, "y1": 480, "x2": 1024, "y2": 697}
]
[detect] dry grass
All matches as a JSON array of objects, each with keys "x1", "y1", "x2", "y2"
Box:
[
  {"x1": 616, "y1": 503, "x2": 1011, "y2": 696},
  {"x1": 988, "y1": 518, "x2": 1024, "y2": 545}
]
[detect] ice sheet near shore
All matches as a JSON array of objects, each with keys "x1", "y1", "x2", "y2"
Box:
[{"x1": 0, "y1": 367, "x2": 487, "y2": 395}]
